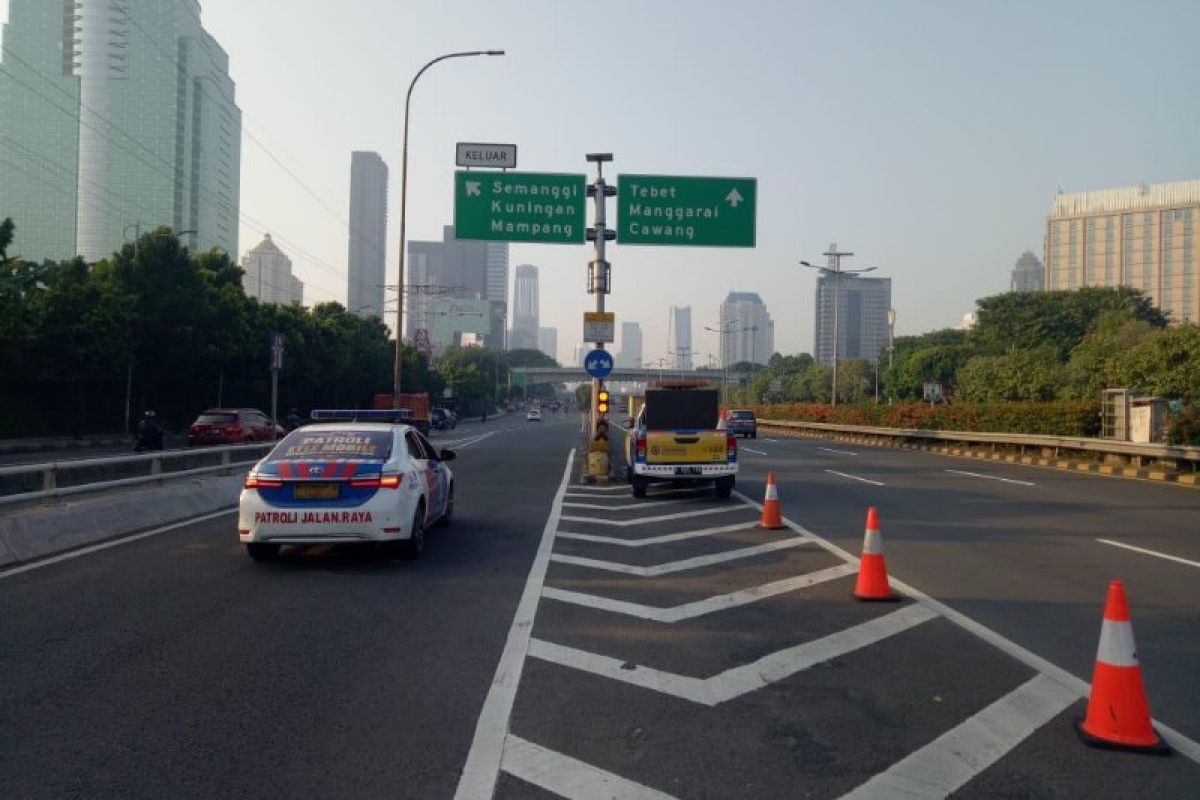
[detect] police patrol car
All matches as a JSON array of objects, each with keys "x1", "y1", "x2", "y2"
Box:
[{"x1": 238, "y1": 410, "x2": 455, "y2": 560}]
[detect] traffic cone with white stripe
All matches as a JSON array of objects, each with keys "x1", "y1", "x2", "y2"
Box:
[
  {"x1": 1075, "y1": 581, "x2": 1169, "y2": 753},
  {"x1": 759, "y1": 472, "x2": 784, "y2": 529},
  {"x1": 854, "y1": 507, "x2": 894, "y2": 601}
]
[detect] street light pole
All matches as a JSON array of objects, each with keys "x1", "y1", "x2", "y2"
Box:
[
  {"x1": 392, "y1": 49, "x2": 504, "y2": 410},
  {"x1": 801, "y1": 247, "x2": 876, "y2": 407},
  {"x1": 887, "y1": 307, "x2": 897, "y2": 403}
]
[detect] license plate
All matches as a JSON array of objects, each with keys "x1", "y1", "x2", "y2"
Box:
[
  {"x1": 295, "y1": 483, "x2": 339, "y2": 500},
  {"x1": 674, "y1": 467, "x2": 704, "y2": 476}
]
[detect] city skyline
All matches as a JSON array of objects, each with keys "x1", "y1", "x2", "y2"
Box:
[
  {"x1": 511, "y1": 264, "x2": 539, "y2": 351},
  {"x1": 719, "y1": 292, "x2": 774, "y2": 367},
  {"x1": 2, "y1": 1, "x2": 1198, "y2": 362},
  {"x1": 241, "y1": 233, "x2": 303, "y2": 306},
  {"x1": 814, "y1": 273, "x2": 892, "y2": 365}
]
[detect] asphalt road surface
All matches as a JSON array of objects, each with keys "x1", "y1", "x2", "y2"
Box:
[{"x1": 3, "y1": 414, "x2": 1198, "y2": 799}]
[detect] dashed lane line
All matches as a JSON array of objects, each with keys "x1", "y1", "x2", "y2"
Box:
[
  {"x1": 453, "y1": 450, "x2": 575, "y2": 800},
  {"x1": 555, "y1": 521, "x2": 760, "y2": 548},
  {"x1": 560, "y1": 506, "x2": 751, "y2": 527},
  {"x1": 549, "y1": 537, "x2": 812, "y2": 576},
  {"x1": 944, "y1": 468, "x2": 1036, "y2": 487},
  {"x1": 528, "y1": 604, "x2": 936, "y2": 707},
  {"x1": 818, "y1": 446, "x2": 860, "y2": 456},
  {"x1": 741, "y1": 446, "x2": 769, "y2": 455},
  {"x1": 501, "y1": 735, "x2": 679, "y2": 800},
  {"x1": 825, "y1": 469, "x2": 885, "y2": 486},
  {"x1": 541, "y1": 563, "x2": 857, "y2": 623},
  {"x1": 730, "y1": 489, "x2": 1200, "y2": 765},
  {"x1": 1096, "y1": 538, "x2": 1200, "y2": 570},
  {"x1": 838, "y1": 674, "x2": 1078, "y2": 800}
]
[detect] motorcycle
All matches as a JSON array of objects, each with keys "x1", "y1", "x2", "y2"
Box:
[{"x1": 133, "y1": 427, "x2": 164, "y2": 452}]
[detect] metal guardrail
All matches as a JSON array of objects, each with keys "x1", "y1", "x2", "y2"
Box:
[
  {"x1": 0, "y1": 443, "x2": 274, "y2": 506},
  {"x1": 758, "y1": 419, "x2": 1200, "y2": 468}
]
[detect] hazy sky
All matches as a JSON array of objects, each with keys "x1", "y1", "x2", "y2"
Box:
[{"x1": 5, "y1": 0, "x2": 1198, "y2": 364}]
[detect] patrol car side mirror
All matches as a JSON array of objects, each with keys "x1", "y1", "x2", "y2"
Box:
[{"x1": 439, "y1": 449, "x2": 457, "y2": 462}]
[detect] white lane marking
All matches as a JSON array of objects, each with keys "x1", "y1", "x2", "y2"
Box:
[
  {"x1": 560, "y1": 506, "x2": 752, "y2": 527},
  {"x1": 762, "y1": 437, "x2": 780, "y2": 442},
  {"x1": 556, "y1": 522, "x2": 759, "y2": 548},
  {"x1": 564, "y1": 484, "x2": 630, "y2": 494},
  {"x1": 0, "y1": 508, "x2": 236, "y2": 580},
  {"x1": 501, "y1": 735, "x2": 679, "y2": 800},
  {"x1": 541, "y1": 563, "x2": 856, "y2": 622},
  {"x1": 741, "y1": 446, "x2": 769, "y2": 455},
  {"x1": 839, "y1": 674, "x2": 1078, "y2": 800},
  {"x1": 550, "y1": 538, "x2": 812, "y2": 576},
  {"x1": 945, "y1": 468, "x2": 1036, "y2": 487},
  {"x1": 444, "y1": 431, "x2": 501, "y2": 450},
  {"x1": 818, "y1": 446, "x2": 859, "y2": 456},
  {"x1": 560, "y1": 498, "x2": 694, "y2": 511},
  {"x1": 730, "y1": 489, "x2": 1200, "y2": 765},
  {"x1": 453, "y1": 450, "x2": 575, "y2": 800},
  {"x1": 1097, "y1": 538, "x2": 1200, "y2": 570},
  {"x1": 825, "y1": 469, "x2": 885, "y2": 486},
  {"x1": 530, "y1": 604, "x2": 936, "y2": 707}
]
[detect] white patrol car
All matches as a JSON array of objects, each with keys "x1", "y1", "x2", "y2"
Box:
[{"x1": 238, "y1": 410, "x2": 455, "y2": 560}]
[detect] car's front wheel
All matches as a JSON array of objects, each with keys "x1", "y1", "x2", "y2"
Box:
[{"x1": 246, "y1": 542, "x2": 280, "y2": 561}]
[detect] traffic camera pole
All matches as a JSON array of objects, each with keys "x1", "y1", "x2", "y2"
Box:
[{"x1": 586, "y1": 154, "x2": 615, "y2": 477}]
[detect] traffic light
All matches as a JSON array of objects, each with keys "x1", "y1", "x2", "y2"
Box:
[{"x1": 597, "y1": 388, "x2": 610, "y2": 415}]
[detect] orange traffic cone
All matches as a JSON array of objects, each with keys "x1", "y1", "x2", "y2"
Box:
[
  {"x1": 854, "y1": 507, "x2": 894, "y2": 601},
  {"x1": 1076, "y1": 581, "x2": 1169, "y2": 753},
  {"x1": 759, "y1": 472, "x2": 784, "y2": 529},
  {"x1": 716, "y1": 409, "x2": 727, "y2": 431}
]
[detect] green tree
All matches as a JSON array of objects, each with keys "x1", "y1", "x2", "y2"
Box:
[
  {"x1": 970, "y1": 287, "x2": 1167, "y2": 359},
  {"x1": 955, "y1": 348, "x2": 1062, "y2": 402},
  {"x1": 1109, "y1": 325, "x2": 1200, "y2": 402},
  {"x1": 1061, "y1": 310, "x2": 1157, "y2": 400}
]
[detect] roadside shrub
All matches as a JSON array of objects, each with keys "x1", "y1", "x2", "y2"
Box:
[
  {"x1": 1166, "y1": 406, "x2": 1200, "y2": 446},
  {"x1": 750, "y1": 401, "x2": 1101, "y2": 437}
]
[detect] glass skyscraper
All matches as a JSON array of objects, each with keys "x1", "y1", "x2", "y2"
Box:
[
  {"x1": 347, "y1": 151, "x2": 389, "y2": 319},
  {"x1": 0, "y1": 0, "x2": 241, "y2": 262}
]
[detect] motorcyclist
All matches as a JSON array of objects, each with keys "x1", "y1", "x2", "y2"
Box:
[
  {"x1": 284, "y1": 408, "x2": 302, "y2": 432},
  {"x1": 135, "y1": 410, "x2": 164, "y2": 451}
]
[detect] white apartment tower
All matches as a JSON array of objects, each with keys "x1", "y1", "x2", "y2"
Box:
[
  {"x1": 618, "y1": 322, "x2": 643, "y2": 369},
  {"x1": 241, "y1": 234, "x2": 303, "y2": 306},
  {"x1": 719, "y1": 292, "x2": 775, "y2": 367},
  {"x1": 0, "y1": 0, "x2": 241, "y2": 262},
  {"x1": 347, "y1": 151, "x2": 389, "y2": 319},
  {"x1": 511, "y1": 264, "x2": 540, "y2": 351},
  {"x1": 670, "y1": 306, "x2": 693, "y2": 371}
]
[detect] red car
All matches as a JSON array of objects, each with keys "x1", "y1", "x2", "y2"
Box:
[{"x1": 188, "y1": 408, "x2": 280, "y2": 446}]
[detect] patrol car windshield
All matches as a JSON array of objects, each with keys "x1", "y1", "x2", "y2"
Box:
[{"x1": 269, "y1": 429, "x2": 393, "y2": 461}]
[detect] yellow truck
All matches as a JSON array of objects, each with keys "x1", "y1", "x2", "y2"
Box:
[{"x1": 624, "y1": 386, "x2": 737, "y2": 498}]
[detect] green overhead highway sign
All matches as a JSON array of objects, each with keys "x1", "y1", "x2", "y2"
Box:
[
  {"x1": 454, "y1": 171, "x2": 587, "y2": 244},
  {"x1": 617, "y1": 174, "x2": 757, "y2": 247}
]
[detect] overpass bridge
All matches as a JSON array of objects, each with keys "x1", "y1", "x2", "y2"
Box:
[{"x1": 510, "y1": 366, "x2": 749, "y2": 384}]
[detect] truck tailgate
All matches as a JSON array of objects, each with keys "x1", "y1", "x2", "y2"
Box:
[{"x1": 646, "y1": 430, "x2": 728, "y2": 464}]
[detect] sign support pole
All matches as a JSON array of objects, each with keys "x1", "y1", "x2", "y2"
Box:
[{"x1": 586, "y1": 154, "x2": 615, "y2": 478}]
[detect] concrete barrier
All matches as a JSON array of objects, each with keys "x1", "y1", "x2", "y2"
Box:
[{"x1": 0, "y1": 473, "x2": 244, "y2": 569}]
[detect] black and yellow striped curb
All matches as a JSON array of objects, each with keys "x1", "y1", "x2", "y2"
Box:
[{"x1": 760, "y1": 425, "x2": 1200, "y2": 489}]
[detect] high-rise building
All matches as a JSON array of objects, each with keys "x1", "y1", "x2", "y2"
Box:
[
  {"x1": 1045, "y1": 179, "x2": 1200, "y2": 323},
  {"x1": 538, "y1": 327, "x2": 558, "y2": 363},
  {"x1": 669, "y1": 306, "x2": 693, "y2": 370},
  {"x1": 719, "y1": 292, "x2": 775, "y2": 367},
  {"x1": 347, "y1": 151, "x2": 388, "y2": 319},
  {"x1": 618, "y1": 322, "x2": 643, "y2": 368},
  {"x1": 407, "y1": 226, "x2": 508, "y2": 351},
  {"x1": 814, "y1": 274, "x2": 892, "y2": 364},
  {"x1": 1010, "y1": 251, "x2": 1044, "y2": 292},
  {"x1": 572, "y1": 342, "x2": 588, "y2": 368},
  {"x1": 511, "y1": 264, "x2": 539, "y2": 351},
  {"x1": 241, "y1": 234, "x2": 303, "y2": 306},
  {"x1": 0, "y1": 0, "x2": 241, "y2": 262}
]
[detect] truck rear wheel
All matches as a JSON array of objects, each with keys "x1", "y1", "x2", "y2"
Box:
[
  {"x1": 631, "y1": 475, "x2": 648, "y2": 498},
  {"x1": 714, "y1": 476, "x2": 735, "y2": 499}
]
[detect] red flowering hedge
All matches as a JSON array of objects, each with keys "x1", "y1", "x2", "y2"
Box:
[{"x1": 750, "y1": 402, "x2": 1102, "y2": 437}]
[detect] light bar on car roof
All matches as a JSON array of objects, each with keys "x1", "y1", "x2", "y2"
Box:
[{"x1": 309, "y1": 409, "x2": 412, "y2": 422}]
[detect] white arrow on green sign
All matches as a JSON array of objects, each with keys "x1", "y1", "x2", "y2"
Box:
[
  {"x1": 454, "y1": 170, "x2": 587, "y2": 244},
  {"x1": 617, "y1": 174, "x2": 757, "y2": 247}
]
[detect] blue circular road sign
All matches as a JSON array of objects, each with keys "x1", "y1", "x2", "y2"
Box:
[{"x1": 583, "y1": 349, "x2": 614, "y2": 379}]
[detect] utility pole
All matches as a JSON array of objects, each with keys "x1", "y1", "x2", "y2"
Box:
[{"x1": 585, "y1": 153, "x2": 616, "y2": 478}]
